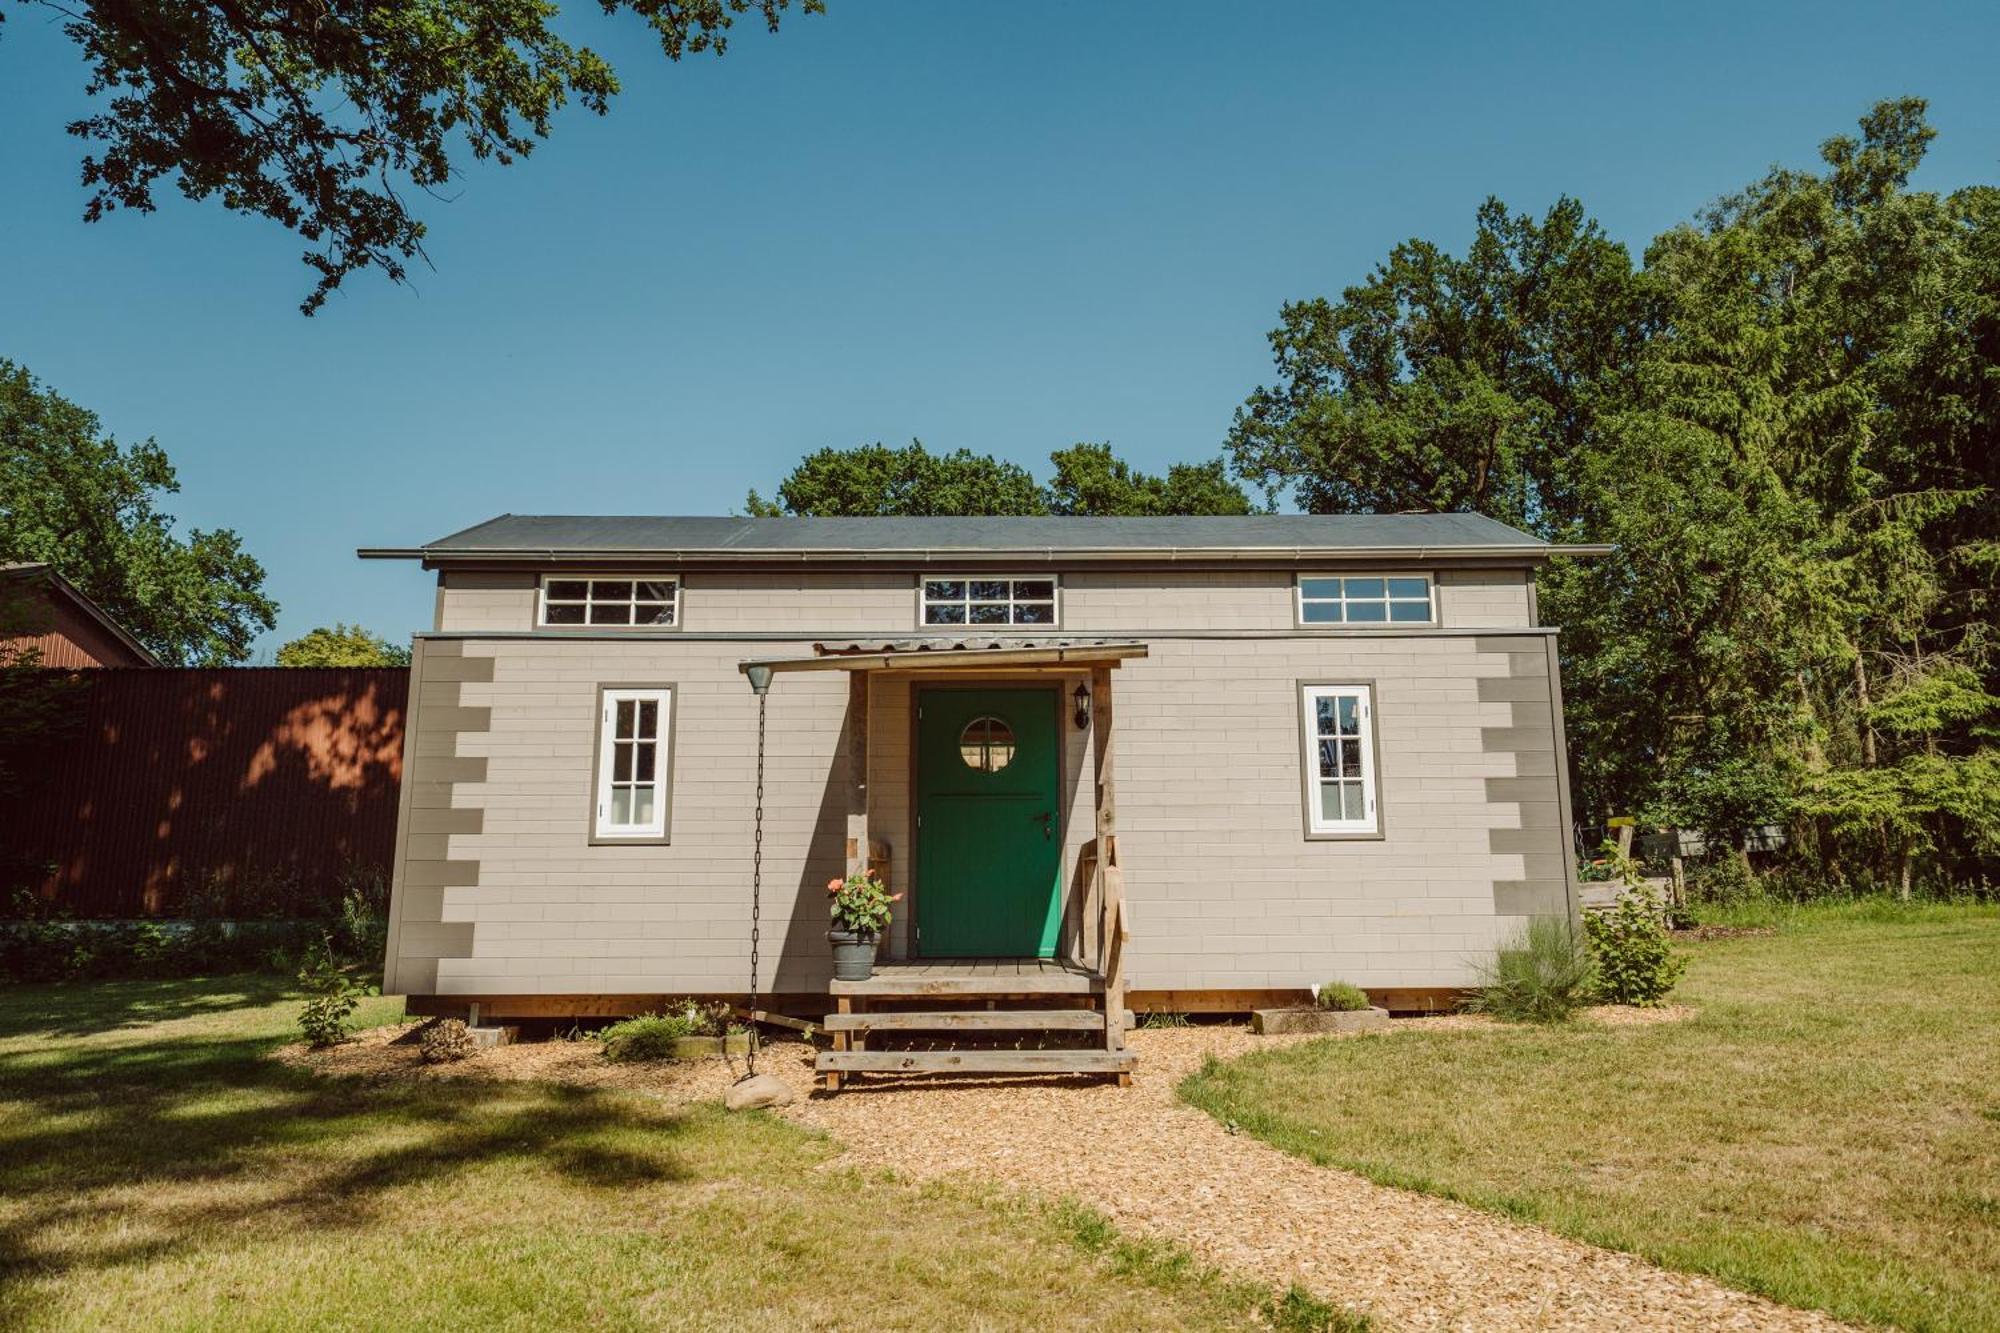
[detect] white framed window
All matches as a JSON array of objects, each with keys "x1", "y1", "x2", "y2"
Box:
[
  {"x1": 541, "y1": 576, "x2": 679, "y2": 628},
  {"x1": 1297, "y1": 574, "x2": 1433, "y2": 626},
  {"x1": 593, "y1": 686, "x2": 672, "y2": 840},
  {"x1": 1300, "y1": 684, "x2": 1379, "y2": 836},
  {"x1": 920, "y1": 576, "x2": 1059, "y2": 627}
]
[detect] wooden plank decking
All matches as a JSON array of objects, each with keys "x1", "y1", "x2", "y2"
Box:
[{"x1": 828, "y1": 957, "x2": 1102, "y2": 997}]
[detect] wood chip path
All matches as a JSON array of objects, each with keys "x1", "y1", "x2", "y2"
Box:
[
  {"x1": 786, "y1": 1022, "x2": 1848, "y2": 1332},
  {"x1": 296, "y1": 1017, "x2": 1851, "y2": 1331}
]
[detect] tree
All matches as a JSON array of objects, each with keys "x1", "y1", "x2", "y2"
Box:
[
  {"x1": 746, "y1": 441, "x2": 1048, "y2": 516},
  {"x1": 0, "y1": 360, "x2": 276, "y2": 665},
  {"x1": 749, "y1": 440, "x2": 1253, "y2": 517},
  {"x1": 1224, "y1": 99, "x2": 2000, "y2": 890},
  {"x1": 1226, "y1": 196, "x2": 1647, "y2": 535},
  {"x1": 1633, "y1": 98, "x2": 2000, "y2": 889},
  {"x1": 1046, "y1": 443, "x2": 1253, "y2": 516},
  {"x1": 11, "y1": 0, "x2": 820, "y2": 313},
  {"x1": 276, "y1": 623, "x2": 410, "y2": 667}
]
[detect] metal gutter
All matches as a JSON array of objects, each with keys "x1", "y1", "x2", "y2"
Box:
[
  {"x1": 359, "y1": 543, "x2": 1613, "y2": 564},
  {"x1": 740, "y1": 641, "x2": 1151, "y2": 675}
]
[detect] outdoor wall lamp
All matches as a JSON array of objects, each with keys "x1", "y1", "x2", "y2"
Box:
[{"x1": 1072, "y1": 680, "x2": 1091, "y2": 730}]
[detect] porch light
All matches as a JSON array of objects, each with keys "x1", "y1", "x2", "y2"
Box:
[{"x1": 1072, "y1": 680, "x2": 1091, "y2": 730}]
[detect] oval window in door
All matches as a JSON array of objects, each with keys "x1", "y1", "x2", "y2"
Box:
[{"x1": 958, "y1": 716, "x2": 1016, "y2": 772}]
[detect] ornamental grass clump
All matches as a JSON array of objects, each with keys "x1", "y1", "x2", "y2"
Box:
[
  {"x1": 1466, "y1": 917, "x2": 1596, "y2": 1024},
  {"x1": 827, "y1": 871, "x2": 899, "y2": 935},
  {"x1": 1315, "y1": 981, "x2": 1371, "y2": 1012}
]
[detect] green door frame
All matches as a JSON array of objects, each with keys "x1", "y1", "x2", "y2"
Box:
[{"x1": 912, "y1": 682, "x2": 1064, "y2": 959}]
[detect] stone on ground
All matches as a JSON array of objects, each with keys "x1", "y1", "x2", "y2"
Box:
[{"x1": 725, "y1": 1072, "x2": 796, "y2": 1111}]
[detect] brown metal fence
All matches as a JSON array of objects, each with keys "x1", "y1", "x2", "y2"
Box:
[{"x1": 2, "y1": 668, "x2": 407, "y2": 917}]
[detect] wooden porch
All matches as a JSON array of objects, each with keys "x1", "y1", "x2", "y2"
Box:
[
  {"x1": 829, "y1": 957, "x2": 1103, "y2": 997},
  {"x1": 742, "y1": 640, "x2": 1138, "y2": 1091}
]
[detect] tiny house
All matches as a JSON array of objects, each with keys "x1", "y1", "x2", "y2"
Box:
[{"x1": 362, "y1": 515, "x2": 1600, "y2": 1084}]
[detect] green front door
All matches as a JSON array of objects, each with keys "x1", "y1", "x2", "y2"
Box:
[{"x1": 915, "y1": 686, "x2": 1063, "y2": 958}]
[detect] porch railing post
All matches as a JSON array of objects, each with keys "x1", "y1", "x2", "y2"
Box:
[{"x1": 1090, "y1": 664, "x2": 1127, "y2": 1058}]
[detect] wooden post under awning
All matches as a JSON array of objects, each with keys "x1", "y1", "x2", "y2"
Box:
[
  {"x1": 844, "y1": 671, "x2": 869, "y2": 877},
  {"x1": 1091, "y1": 665, "x2": 1115, "y2": 847},
  {"x1": 1090, "y1": 664, "x2": 1127, "y2": 1065}
]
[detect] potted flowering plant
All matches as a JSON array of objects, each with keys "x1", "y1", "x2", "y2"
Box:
[{"x1": 826, "y1": 871, "x2": 899, "y2": 981}]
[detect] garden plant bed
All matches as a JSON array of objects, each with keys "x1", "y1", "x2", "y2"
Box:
[
  {"x1": 1250, "y1": 1005, "x2": 1391, "y2": 1035},
  {"x1": 282, "y1": 1020, "x2": 761, "y2": 1093}
]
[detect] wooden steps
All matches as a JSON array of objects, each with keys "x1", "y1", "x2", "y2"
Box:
[
  {"x1": 817, "y1": 1049, "x2": 1139, "y2": 1076},
  {"x1": 819, "y1": 1008, "x2": 1134, "y2": 1032},
  {"x1": 818, "y1": 958, "x2": 1133, "y2": 1091}
]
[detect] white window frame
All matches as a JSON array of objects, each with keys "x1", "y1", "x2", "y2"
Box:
[
  {"x1": 592, "y1": 686, "x2": 673, "y2": 841},
  {"x1": 1299, "y1": 683, "x2": 1380, "y2": 837},
  {"x1": 539, "y1": 575, "x2": 680, "y2": 629},
  {"x1": 1295, "y1": 573, "x2": 1435, "y2": 627},
  {"x1": 918, "y1": 575, "x2": 1061, "y2": 629}
]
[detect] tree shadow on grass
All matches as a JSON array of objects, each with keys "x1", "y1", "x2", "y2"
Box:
[
  {"x1": 0, "y1": 1009, "x2": 718, "y2": 1291},
  {"x1": 0, "y1": 973, "x2": 300, "y2": 1039}
]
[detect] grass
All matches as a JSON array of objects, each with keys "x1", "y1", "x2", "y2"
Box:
[
  {"x1": 0, "y1": 975, "x2": 1360, "y2": 1331},
  {"x1": 1180, "y1": 900, "x2": 2000, "y2": 1333}
]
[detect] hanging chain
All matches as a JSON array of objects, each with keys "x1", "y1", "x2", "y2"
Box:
[{"x1": 744, "y1": 689, "x2": 767, "y2": 1077}]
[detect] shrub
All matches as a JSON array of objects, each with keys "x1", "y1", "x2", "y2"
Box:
[
  {"x1": 1586, "y1": 884, "x2": 1688, "y2": 1006},
  {"x1": 1315, "y1": 981, "x2": 1371, "y2": 1012},
  {"x1": 1687, "y1": 853, "x2": 1761, "y2": 906},
  {"x1": 333, "y1": 882, "x2": 387, "y2": 967},
  {"x1": 600, "y1": 1000, "x2": 723, "y2": 1063},
  {"x1": 297, "y1": 934, "x2": 369, "y2": 1047},
  {"x1": 419, "y1": 1018, "x2": 477, "y2": 1064},
  {"x1": 1466, "y1": 917, "x2": 1596, "y2": 1024}
]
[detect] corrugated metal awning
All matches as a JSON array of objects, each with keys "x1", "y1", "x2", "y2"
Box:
[{"x1": 740, "y1": 638, "x2": 1148, "y2": 676}]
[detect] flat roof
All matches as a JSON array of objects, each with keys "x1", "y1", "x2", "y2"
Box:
[{"x1": 360, "y1": 514, "x2": 1608, "y2": 563}]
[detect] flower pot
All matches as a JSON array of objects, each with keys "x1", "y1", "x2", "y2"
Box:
[{"x1": 827, "y1": 928, "x2": 879, "y2": 981}]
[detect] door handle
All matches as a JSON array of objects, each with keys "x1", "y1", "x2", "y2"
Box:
[{"x1": 1033, "y1": 810, "x2": 1053, "y2": 841}]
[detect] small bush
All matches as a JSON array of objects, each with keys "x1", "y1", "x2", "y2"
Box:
[
  {"x1": 1586, "y1": 883, "x2": 1689, "y2": 1006},
  {"x1": 419, "y1": 1018, "x2": 477, "y2": 1064},
  {"x1": 1466, "y1": 917, "x2": 1596, "y2": 1024},
  {"x1": 1314, "y1": 981, "x2": 1371, "y2": 1012},
  {"x1": 297, "y1": 934, "x2": 369, "y2": 1047},
  {"x1": 1687, "y1": 853, "x2": 1761, "y2": 906},
  {"x1": 600, "y1": 1000, "x2": 723, "y2": 1063}
]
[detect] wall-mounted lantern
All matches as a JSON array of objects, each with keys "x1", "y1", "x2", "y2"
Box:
[{"x1": 1072, "y1": 680, "x2": 1092, "y2": 730}]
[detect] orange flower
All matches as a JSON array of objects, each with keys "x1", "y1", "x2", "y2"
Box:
[{"x1": 826, "y1": 877, "x2": 843, "y2": 893}]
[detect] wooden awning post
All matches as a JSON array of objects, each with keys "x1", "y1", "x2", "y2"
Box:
[
  {"x1": 1090, "y1": 664, "x2": 1128, "y2": 1069},
  {"x1": 844, "y1": 671, "x2": 869, "y2": 879}
]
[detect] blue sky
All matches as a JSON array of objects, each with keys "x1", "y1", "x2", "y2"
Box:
[{"x1": 3, "y1": 1, "x2": 1997, "y2": 653}]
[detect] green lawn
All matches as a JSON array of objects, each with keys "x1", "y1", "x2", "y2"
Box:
[
  {"x1": 1181, "y1": 901, "x2": 2000, "y2": 1333},
  {"x1": 0, "y1": 977, "x2": 1354, "y2": 1332}
]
